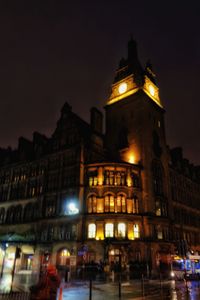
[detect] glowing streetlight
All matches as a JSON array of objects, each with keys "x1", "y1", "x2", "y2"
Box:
[{"x1": 68, "y1": 202, "x2": 79, "y2": 215}]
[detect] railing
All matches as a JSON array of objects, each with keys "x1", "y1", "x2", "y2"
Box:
[{"x1": 0, "y1": 292, "x2": 30, "y2": 300}]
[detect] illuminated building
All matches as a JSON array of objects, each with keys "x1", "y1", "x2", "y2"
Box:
[{"x1": 0, "y1": 39, "x2": 199, "y2": 279}]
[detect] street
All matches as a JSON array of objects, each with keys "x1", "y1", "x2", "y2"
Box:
[
  {"x1": 57, "y1": 279, "x2": 200, "y2": 300},
  {"x1": 1, "y1": 272, "x2": 200, "y2": 299}
]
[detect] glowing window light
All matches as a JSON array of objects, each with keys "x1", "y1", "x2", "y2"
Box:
[
  {"x1": 88, "y1": 223, "x2": 96, "y2": 238},
  {"x1": 133, "y1": 224, "x2": 140, "y2": 238},
  {"x1": 118, "y1": 223, "x2": 126, "y2": 237},
  {"x1": 105, "y1": 223, "x2": 114, "y2": 237},
  {"x1": 61, "y1": 249, "x2": 70, "y2": 257},
  {"x1": 129, "y1": 155, "x2": 135, "y2": 164}
]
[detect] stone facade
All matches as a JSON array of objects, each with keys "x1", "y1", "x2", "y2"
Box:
[{"x1": 0, "y1": 39, "x2": 199, "y2": 279}]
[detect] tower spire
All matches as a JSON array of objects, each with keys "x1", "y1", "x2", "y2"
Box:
[{"x1": 128, "y1": 36, "x2": 138, "y2": 62}]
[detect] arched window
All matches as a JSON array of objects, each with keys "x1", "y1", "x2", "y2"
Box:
[
  {"x1": 116, "y1": 194, "x2": 126, "y2": 213},
  {"x1": 105, "y1": 223, "x2": 114, "y2": 238},
  {"x1": 152, "y1": 160, "x2": 164, "y2": 196},
  {"x1": 87, "y1": 195, "x2": 97, "y2": 213},
  {"x1": 57, "y1": 248, "x2": 70, "y2": 266},
  {"x1": 104, "y1": 194, "x2": 115, "y2": 212},
  {"x1": 88, "y1": 223, "x2": 96, "y2": 238},
  {"x1": 0, "y1": 207, "x2": 5, "y2": 224},
  {"x1": 133, "y1": 224, "x2": 140, "y2": 239},
  {"x1": 118, "y1": 223, "x2": 126, "y2": 238}
]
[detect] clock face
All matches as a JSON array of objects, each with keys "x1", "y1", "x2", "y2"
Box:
[
  {"x1": 149, "y1": 84, "x2": 155, "y2": 96},
  {"x1": 118, "y1": 82, "x2": 127, "y2": 94}
]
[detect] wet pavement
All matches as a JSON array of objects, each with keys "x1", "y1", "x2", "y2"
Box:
[
  {"x1": 1, "y1": 272, "x2": 200, "y2": 300},
  {"x1": 58, "y1": 279, "x2": 200, "y2": 300},
  {"x1": 0, "y1": 272, "x2": 38, "y2": 293}
]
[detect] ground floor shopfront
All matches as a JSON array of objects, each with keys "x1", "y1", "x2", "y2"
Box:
[{"x1": 0, "y1": 239, "x2": 174, "y2": 280}]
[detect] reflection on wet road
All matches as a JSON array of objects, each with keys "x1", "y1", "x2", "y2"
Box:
[{"x1": 0, "y1": 273, "x2": 200, "y2": 300}]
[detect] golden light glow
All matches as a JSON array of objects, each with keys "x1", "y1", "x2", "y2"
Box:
[
  {"x1": 105, "y1": 223, "x2": 114, "y2": 237},
  {"x1": 98, "y1": 167, "x2": 103, "y2": 185},
  {"x1": 118, "y1": 223, "x2": 126, "y2": 237},
  {"x1": 88, "y1": 223, "x2": 96, "y2": 238},
  {"x1": 143, "y1": 76, "x2": 163, "y2": 108},
  {"x1": 96, "y1": 223, "x2": 104, "y2": 240},
  {"x1": 107, "y1": 87, "x2": 139, "y2": 106},
  {"x1": 149, "y1": 85, "x2": 155, "y2": 96},
  {"x1": 118, "y1": 82, "x2": 127, "y2": 94},
  {"x1": 61, "y1": 249, "x2": 70, "y2": 257},
  {"x1": 129, "y1": 154, "x2": 135, "y2": 164}
]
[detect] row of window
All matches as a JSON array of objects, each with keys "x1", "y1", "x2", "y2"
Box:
[
  {"x1": 174, "y1": 208, "x2": 200, "y2": 227},
  {"x1": 87, "y1": 194, "x2": 139, "y2": 214},
  {"x1": 0, "y1": 165, "x2": 46, "y2": 185},
  {"x1": 88, "y1": 222, "x2": 140, "y2": 239},
  {"x1": 40, "y1": 224, "x2": 77, "y2": 242},
  {"x1": 0, "y1": 203, "x2": 40, "y2": 224},
  {"x1": 87, "y1": 222, "x2": 170, "y2": 241},
  {"x1": 174, "y1": 229, "x2": 200, "y2": 245},
  {"x1": 0, "y1": 181, "x2": 43, "y2": 202},
  {"x1": 88, "y1": 171, "x2": 140, "y2": 187}
]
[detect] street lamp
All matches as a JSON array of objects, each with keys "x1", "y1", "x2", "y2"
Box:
[{"x1": 67, "y1": 201, "x2": 79, "y2": 215}]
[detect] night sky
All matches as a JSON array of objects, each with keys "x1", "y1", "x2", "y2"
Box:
[{"x1": 0, "y1": 1, "x2": 199, "y2": 164}]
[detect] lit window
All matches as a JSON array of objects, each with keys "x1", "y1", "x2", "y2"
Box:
[
  {"x1": 87, "y1": 195, "x2": 97, "y2": 213},
  {"x1": 133, "y1": 197, "x2": 139, "y2": 213},
  {"x1": 118, "y1": 223, "x2": 126, "y2": 238},
  {"x1": 155, "y1": 201, "x2": 161, "y2": 216},
  {"x1": 104, "y1": 194, "x2": 115, "y2": 213},
  {"x1": 105, "y1": 223, "x2": 114, "y2": 238},
  {"x1": 133, "y1": 224, "x2": 140, "y2": 239},
  {"x1": 88, "y1": 223, "x2": 96, "y2": 238},
  {"x1": 58, "y1": 248, "x2": 70, "y2": 265},
  {"x1": 157, "y1": 229, "x2": 163, "y2": 239},
  {"x1": 110, "y1": 196, "x2": 115, "y2": 212},
  {"x1": 117, "y1": 195, "x2": 126, "y2": 213},
  {"x1": 89, "y1": 175, "x2": 98, "y2": 186}
]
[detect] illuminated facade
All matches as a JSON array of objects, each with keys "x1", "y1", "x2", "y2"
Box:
[{"x1": 0, "y1": 39, "x2": 200, "y2": 279}]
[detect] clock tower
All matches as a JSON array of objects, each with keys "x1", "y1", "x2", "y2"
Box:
[{"x1": 105, "y1": 38, "x2": 172, "y2": 219}]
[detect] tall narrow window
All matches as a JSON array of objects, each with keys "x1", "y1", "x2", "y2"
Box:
[
  {"x1": 105, "y1": 223, "x2": 114, "y2": 238},
  {"x1": 87, "y1": 195, "x2": 97, "y2": 213},
  {"x1": 104, "y1": 194, "x2": 115, "y2": 212},
  {"x1": 133, "y1": 224, "x2": 140, "y2": 238},
  {"x1": 152, "y1": 160, "x2": 164, "y2": 196},
  {"x1": 117, "y1": 194, "x2": 126, "y2": 213},
  {"x1": 110, "y1": 196, "x2": 115, "y2": 212},
  {"x1": 118, "y1": 223, "x2": 126, "y2": 238},
  {"x1": 157, "y1": 226, "x2": 163, "y2": 239},
  {"x1": 88, "y1": 223, "x2": 96, "y2": 238}
]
